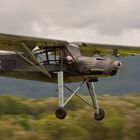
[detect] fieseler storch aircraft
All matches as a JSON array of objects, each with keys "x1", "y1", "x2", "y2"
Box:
[{"x1": 0, "y1": 33, "x2": 140, "y2": 120}]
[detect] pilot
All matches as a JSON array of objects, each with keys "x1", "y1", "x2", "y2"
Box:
[{"x1": 66, "y1": 55, "x2": 73, "y2": 64}]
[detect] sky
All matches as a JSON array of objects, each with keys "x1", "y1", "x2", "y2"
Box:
[{"x1": 0, "y1": 0, "x2": 140, "y2": 45}]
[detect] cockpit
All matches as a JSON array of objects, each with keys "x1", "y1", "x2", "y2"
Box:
[
  {"x1": 35, "y1": 46, "x2": 75, "y2": 66},
  {"x1": 34, "y1": 43, "x2": 82, "y2": 66}
]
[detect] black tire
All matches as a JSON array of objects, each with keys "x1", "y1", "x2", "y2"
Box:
[
  {"x1": 94, "y1": 108, "x2": 105, "y2": 121},
  {"x1": 55, "y1": 107, "x2": 67, "y2": 119}
]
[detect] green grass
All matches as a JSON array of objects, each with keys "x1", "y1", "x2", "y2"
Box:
[{"x1": 0, "y1": 94, "x2": 139, "y2": 140}]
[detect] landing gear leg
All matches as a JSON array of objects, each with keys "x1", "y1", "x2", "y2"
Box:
[
  {"x1": 55, "y1": 71, "x2": 86, "y2": 119},
  {"x1": 86, "y1": 80, "x2": 105, "y2": 121},
  {"x1": 55, "y1": 71, "x2": 67, "y2": 119}
]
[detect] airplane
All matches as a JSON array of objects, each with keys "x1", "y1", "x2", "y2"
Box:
[{"x1": 0, "y1": 33, "x2": 140, "y2": 120}]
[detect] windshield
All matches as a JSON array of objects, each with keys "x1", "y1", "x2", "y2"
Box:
[{"x1": 66, "y1": 44, "x2": 81, "y2": 59}]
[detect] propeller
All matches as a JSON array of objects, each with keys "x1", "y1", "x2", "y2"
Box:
[{"x1": 103, "y1": 50, "x2": 139, "y2": 89}]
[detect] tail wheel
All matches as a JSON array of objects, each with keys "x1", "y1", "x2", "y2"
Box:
[
  {"x1": 55, "y1": 107, "x2": 67, "y2": 119},
  {"x1": 94, "y1": 108, "x2": 105, "y2": 121}
]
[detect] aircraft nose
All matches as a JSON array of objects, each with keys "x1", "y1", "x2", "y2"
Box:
[{"x1": 113, "y1": 61, "x2": 122, "y2": 67}]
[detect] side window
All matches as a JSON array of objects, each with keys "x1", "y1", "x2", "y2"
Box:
[
  {"x1": 48, "y1": 48, "x2": 61, "y2": 64},
  {"x1": 37, "y1": 47, "x2": 74, "y2": 65},
  {"x1": 44, "y1": 47, "x2": 67, "y2": 65}
]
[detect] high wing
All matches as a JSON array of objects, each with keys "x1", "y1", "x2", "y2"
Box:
[
  {"x1": 0, "y1": 33, "x2": 68, "y2": 52},
  {"x1": 0, "y1": 33, "x2": 68, "y2": 78},
  {"x1": 73, "y1": 42, "x2": 140, "y2": 56}
]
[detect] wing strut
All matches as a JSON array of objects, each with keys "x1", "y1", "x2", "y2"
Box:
[
  {"x1": 15, "y1": 51, "x2": 50, "y2": 77},
  {"x1": 21, "y1": 43, "x2": 51, "y2": 78}
]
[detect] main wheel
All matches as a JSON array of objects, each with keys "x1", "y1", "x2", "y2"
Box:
[
  {"x1": 94, "y1": 108, "x2": 105, "y2": 121},
  {"x1": 55, "y1": 107, "x2": 67, "y2": 119}
]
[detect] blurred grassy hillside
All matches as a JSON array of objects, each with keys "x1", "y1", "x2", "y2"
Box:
[{"x1": 0, "y1": 94, "x2": 139, "y2": 140}]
